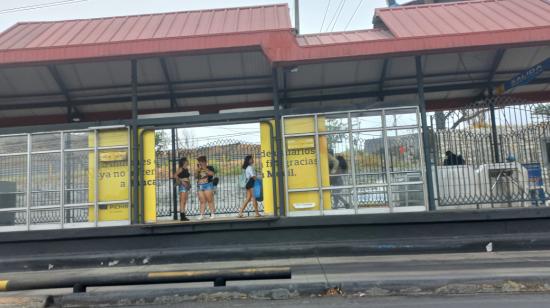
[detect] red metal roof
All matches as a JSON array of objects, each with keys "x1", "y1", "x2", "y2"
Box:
[
  {"x1": 376, "y1": 0, "x2": 550, "y2": 38},
  {"x1": 0, "y1": 0, "x2": 549, "y2": 66},
  {"x1": 0, "y1": 4, "x2": 291, "y2": 50},
  {"x1": 296, "y1": 29, "x2": 394, "y2": 46}
]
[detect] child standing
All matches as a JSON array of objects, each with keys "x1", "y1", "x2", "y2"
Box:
[{"x1": 238, "y1": 155, "x2": 261, "y2": 218}]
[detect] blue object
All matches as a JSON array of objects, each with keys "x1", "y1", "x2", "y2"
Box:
[
  {"x1": 522, "y1": 163, "x2": 546, "y2": 206},
  {"x1": 254, "y1": 178, "x2": 263, "y2": 202}
]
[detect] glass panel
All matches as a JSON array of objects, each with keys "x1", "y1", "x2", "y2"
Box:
[
  {"x1": 288, "y1": 191, "x2": 321, "y2": 212},
  {"x1": 31, "y1": 153, "x2": 61, "y2": 207},
  {"x1": 64, "y1": 151, "x2": 92, "y2": 205},
  {"x1": 352, "y1": 110, "x2": 382, "y2": 130},
  {"x1": 0, "y1": 155, "x2": 27, "y2": 209},
  {"x1": 285, "y1": 137, "x2": 319, "y2": 189},
  {"x1": 325, "y1": 133, "x2": 351, "y2": 187},
  {"x1": 385, "y1": 108, "x2": 418, "y2": 128},
  {"x1": 93, "y1": 149, "x2": 129, "y2": 222},
  {"x1": 0, "y1": 135, "x2": 27, "y2": 154},
  {"x1": 353, "y1": 131, "x2": 386, "y2": 185},
  {"x1": 357, "y1": 186, "x2": 388, "y2": 209},
  {"x1": 386, "y1": 129, "x2": 422, "y2": 183},
  {"x1": 284, "y1": 116, "x2": 315, "y2": 135},
  {"x1": 322, "y1": 113, "x2": 348, "y2": 132},
  {"x1": 30, "y1": 208, "x2": 60, "y2": 225},
  {"x1": 326, "y1": 188, "x2": 353, "y2": 210},
  {"x1": 65, "y1": 131, "x2": 93, "y2": 149},
  {"x1": 97, "y1": 129, "x2": 128, "y2": 147},
  {"x1": 64, "y1": 207, "x2": 90, "y2": 224},
  {"x1": 97, "y1": 149, "x2": 129, "y2": 202},
  {"x1": 390, "y1": 184, "x2": 425, "y2": 208},
  {"x1": 0, "y1": 210, "x2": 26, "y2": 227},
  {"x1": 98, "y1": 202, "x2": 130, "y2": 222},
  {"x1": 32, "y1": 133, "x2": 60, "y2": 152}
]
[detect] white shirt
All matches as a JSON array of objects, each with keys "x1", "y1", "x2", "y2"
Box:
[{"x1": 245, "y1": 165, "x2": 256, "y2": 180}]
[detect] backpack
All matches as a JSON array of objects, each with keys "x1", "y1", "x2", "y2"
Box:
[{"x1": 239, "y1": 171, "x2": 247, "y2": 189}]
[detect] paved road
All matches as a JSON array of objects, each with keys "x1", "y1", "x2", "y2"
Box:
[
  {"x1": 136, "y1": 294, "x2": 550, "y2": 308},
  {"x1": 4, "y1": 250, "x2": 550, "y2": 297}
]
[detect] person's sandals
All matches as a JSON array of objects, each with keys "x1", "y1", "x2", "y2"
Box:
[{"x1": 237, "y1": 213, "x2": 244, "y2": 218}]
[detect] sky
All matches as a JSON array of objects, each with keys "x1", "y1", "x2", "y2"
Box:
[
  {"x1": 0, "y1": 0, "x2": 389, "y2": 33},
  {"x1": 0, "y1": 0, "x2": 391, "y2": 145}
]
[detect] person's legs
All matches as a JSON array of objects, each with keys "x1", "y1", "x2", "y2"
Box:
[
  {"x1": 252, "y1": 194, "x2": 261, "y2": 217},
  {"x1": 205, "y1": 188, "x2": 215, "y2": 217},
  {"x1": 197, "y1": 190, "x2": 206, "y2": 219},
  {"x1": 180, "y1": 191, "x2": 189, "y2": 220},
  {"x1": 238, "y1": 189, "x2": 252, "y2": 217}
]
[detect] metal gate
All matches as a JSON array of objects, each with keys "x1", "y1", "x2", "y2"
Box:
[
  {"x1": 155, "y1": 132, "x2": 264, "y2": 218},
  {"x1": 432, "y1": 95, "x2": 550, "y2": 209},
  {"x1": 0, "y1": 127, "x2": 130, "y2": 232},
  {"x1": 281, "y1": 107, "x2": 426, "y2": 216}
]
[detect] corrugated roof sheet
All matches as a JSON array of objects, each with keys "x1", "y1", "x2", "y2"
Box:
[
  {"x1": 376, "y1": 0, "x2": 550, "y2": 38},
  {"x1": 0, "y1": 4, "x2": 291, "y2": 50},
  {"x1": 296, "y1": 29, "x2": 394, "y2": 46}
]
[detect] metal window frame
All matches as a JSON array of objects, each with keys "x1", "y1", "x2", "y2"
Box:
[{"x1": 281, "y1": 106, "x2": 427, "y2": 217}]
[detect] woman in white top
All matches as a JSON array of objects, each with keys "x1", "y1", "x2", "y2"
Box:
[{"x1": 238, "y1": 155, "x2": 261, "y2": 218}]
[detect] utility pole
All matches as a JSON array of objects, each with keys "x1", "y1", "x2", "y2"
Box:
[{"x1": 294, "y1": 0, "x2": 300, "y2": 34}]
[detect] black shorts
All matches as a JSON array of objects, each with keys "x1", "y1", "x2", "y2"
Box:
[{"x1": 245, "y1": 178, "x2": 255, "y2": 189}]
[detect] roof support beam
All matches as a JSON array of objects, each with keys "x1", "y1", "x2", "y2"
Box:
[
  {"x1": 478, "y1": 48, "x2": 506, "y2": 99},
  {"x1": 131, "y1": 59, "x2": 140, "y2": 225},
  {"x1": 378, "y1": 58, "x2": 389, "y2": 101},
  {"x1": 0, "y1": 68, "x2": 533, "y2": 102},
  {"x1": 160, "y1": 57, "x2": 178, "y2": 110},
  {"x1": 415, "y1": 55, "x2": 436, "y2": 212},
  {"x1": 47, "y1": 65, "x2": 80, "y2": 122},
  {"x1": 3, "y1": 76, "x2": 550, "y2": 111}
]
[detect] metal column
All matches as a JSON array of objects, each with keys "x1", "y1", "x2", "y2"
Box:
[
  {"x1": 171, "y1": 130, "x2": 178, "y2": 220},
  {"x1": 415, "y1": 56, "x2": 436, "y2": 211},
  {"x1": 488, "y1": 93, "x2": 500, "y2": 163},
  {"x1": 272, "y1": 67, "x2": 286, "y2": 217},
  {"x1": 131, "y1": 59, "x2": 140, "y2": 224}
]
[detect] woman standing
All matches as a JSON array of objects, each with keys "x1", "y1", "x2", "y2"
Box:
[
  {"x1": 195, "y1": 156, "x2": 216, "y2": 220},
  {"x1": 173, "y1": 157, "x2": 191, "y2": 221},
  {"x1": 238, "y1": 155, "x2": 261, "y2": 218}
]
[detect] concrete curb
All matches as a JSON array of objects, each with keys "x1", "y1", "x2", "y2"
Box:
[
  {"x1": 47, "y1": 276, "x2": 550, "y2": 307},
  {"x1": 0, "y1": 296, "x2": 52, "y2": 308},
  {"x1": 1, "y1": 232, "x2": 549, "y2": 272}
]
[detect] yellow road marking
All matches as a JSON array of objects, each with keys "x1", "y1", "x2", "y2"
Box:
[{"x1": 0, "y1": 280, "x2": 8, "y2": 291}]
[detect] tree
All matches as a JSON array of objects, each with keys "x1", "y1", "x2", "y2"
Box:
[{"x1": 155, "y1": 131, "x2": 169, "y2": 152}]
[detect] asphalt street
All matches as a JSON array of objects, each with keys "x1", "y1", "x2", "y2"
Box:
[
  {"x1": 136, "y1": 294, "x2": 550, "y2": 308},
  {"x1": 5, "y1": 250, "x2": 550, "y2": 296}
]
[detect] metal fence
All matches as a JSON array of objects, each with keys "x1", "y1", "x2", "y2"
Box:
[
  {"x1": 155, "y1": 133, "x2": 264, "y2": 218},
  {"x1": 0, "y1": 128, "x2": 130, "y2": 231},
  {"x1": 282, "y1": 107, "x2": 426, "y2": 216},
  {"x1": 431, "y1": 95, "x2": 550, "y2": 208}
]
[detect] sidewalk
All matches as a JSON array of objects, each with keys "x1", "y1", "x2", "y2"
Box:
[{"x1": 4, "y1": 250, "x2": 550, "y2": 307}]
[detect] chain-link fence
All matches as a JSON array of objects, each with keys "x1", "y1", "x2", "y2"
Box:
[
  {"x1": 156, "y1": 133, "x2": 264, "y2": 218},
  {"x1": 431, "y1": 95, "x2": 550, "y2": 208}
]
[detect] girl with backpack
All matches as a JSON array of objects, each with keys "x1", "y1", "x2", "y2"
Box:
[{"x1": 237, "y1": 155, "x2": 261, "y2": 218}]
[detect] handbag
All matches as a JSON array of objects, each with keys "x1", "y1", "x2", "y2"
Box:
[{"x1": 254, "y1": 178, "x2": 263, "y2": 202}]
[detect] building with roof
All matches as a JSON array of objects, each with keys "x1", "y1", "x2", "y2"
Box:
[{"x1": 0, "y1": 0, "x2": 548, "y2": 239}]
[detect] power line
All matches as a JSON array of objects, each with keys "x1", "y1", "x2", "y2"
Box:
[
  {"x1": 344, "y1": 0, "x2": 364, "y2": 30},
  {"x1": 324, "y1": 0, "x2": 343, "y2": 32},
  {"x1": 325, "y1": 0, "x2": 346, "y2": 32},
  {"x1": 0, "y1": 0, "x2": 88, "y2": 15},
  {"x1": 330, "y1": 0, "x2": 348, "y2": 32},
  {"x1": 319, "y1": 0, "x2": 332, "y2": 32}
]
